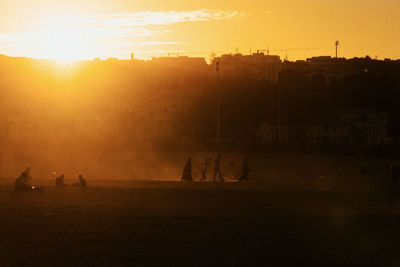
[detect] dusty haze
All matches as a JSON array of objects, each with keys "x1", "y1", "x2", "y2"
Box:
[{"x1": 0, "y1": 55, "x2": 212, "y2": 179}]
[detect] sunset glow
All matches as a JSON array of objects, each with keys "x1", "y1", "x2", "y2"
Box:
[
  {"x1": 0, "y1": 10, "x2": 243, "y2": 60},
  {"x1": 34, "y1": 28, "x2": 93, "y2": 61},
  {"x1": 1, "y1": 1, "x2": 400, "y2": 265},
  {"x1": 0, "y1": 0, "x2": 399, "y2": 60}
]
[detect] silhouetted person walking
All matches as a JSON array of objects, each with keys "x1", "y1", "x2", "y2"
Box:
[
  {"x1": 213, "y1": 154, "x2": 224, "y2": 182},
  {"x1": 14, "y1": 167, "x2": 32, "y2": 191},
  {"x1": 182, "y1": 158, "x2": 193, "y2": 182},
  {"x1": 201, "y1": 158, "x2": 210, "y2": 182},
  {"x1": 55, "y1": 175, "x2": 67, "y2": 187},
  {"x1": 239, "y1": 156, "x2": 251, "y2": 182}
]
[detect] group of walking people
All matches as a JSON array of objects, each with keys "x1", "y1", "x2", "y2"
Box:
[
  {"x1": 182, "y1": 154, "x2": 251, "y2": 182},
  {"x1": 14, "y1": 167, "x2": 87, "y2": 191}
]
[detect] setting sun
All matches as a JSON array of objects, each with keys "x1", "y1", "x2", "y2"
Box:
[
  {"x1": 39, "y1": 29, "x2": 91, "y2": 61},
  {"x1": 1, "y1": 0, "x2": 399, "y2": 60},
  {"x1": 20, "y1": 17, "x2": 102, "y2": 61},
  {"x1": 1, "y1": 0, "x2": 400, "y2": 266}
]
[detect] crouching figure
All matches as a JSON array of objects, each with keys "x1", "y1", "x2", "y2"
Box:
[
  {"x1": 55, "y1": 175, "x2": 67, "y2": 187},
  {"x1": 15, "y1": 167, "x2": 39, "y2": 191},
  {"x1": 73, "y1": 174, "x2": 87, "y2": 187}
]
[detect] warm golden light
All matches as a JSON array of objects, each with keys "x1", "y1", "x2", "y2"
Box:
[
  {"x1": 0, "y1": 1, "x2": 399, "y2": 60},
  {"x1": 38, "y1": 30, "x2": 91, "y2": 61},
  {"x1": 26, "y1": 21, "x2": 96, "y2": 61}
]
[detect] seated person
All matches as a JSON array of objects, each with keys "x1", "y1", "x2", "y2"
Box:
[
  {"x1": 73, "y1": 174, "x2": 87, "y2": 187},
  {"x1": 14, "y1": 167, "x2": 32, "y2": 191},
  {"x1": 55, "y1": 175, "x2": 67, "y2": 187}
]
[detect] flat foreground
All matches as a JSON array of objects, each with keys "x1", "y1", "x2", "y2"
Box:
[{"x1": 1, "y1": 182, "x2": 400, "y2": 266}]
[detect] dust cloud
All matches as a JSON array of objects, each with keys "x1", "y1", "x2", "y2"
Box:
[
  {"x1": 0, "y1": 55, "x2": 395, "y2": 187},
  {"x1": 0, "y1": 55, "x2": 212, "y2": 180}
]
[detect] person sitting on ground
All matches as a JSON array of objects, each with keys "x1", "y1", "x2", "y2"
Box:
[
  {"x1": 14, "y1": 167, "x2": 32, "y2": 191},
  {"x1": 55, "y1": 174, "x2": 67, "y2": 187},
  {"x1": 182, "y1": 158, "x2": 193, "y2": 182},
  {"x1": 73, "y1": 174, "x2": 87, "y2": 187}
]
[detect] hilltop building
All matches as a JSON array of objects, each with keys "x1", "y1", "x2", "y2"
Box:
[
  {"x1": 151, "y1": 56, "x2": 207, "y2": 67},
  {"x1": 284, "y1": 56, "x2": 400, "y2": 85},
  {"x1": 212, "y1": 52, "x2": 282, "y2": 83}
]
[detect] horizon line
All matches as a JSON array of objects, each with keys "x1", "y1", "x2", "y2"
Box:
[{"x1": 1, "y1": 52, "x2": 399, "y2": 64}]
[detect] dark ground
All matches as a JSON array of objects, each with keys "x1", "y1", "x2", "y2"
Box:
[{"x1": 1, "y1": 181, "x2": 400, "y2": 266}]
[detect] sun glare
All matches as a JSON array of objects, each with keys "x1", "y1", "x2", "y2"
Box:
[
  {"x1": 31, "y1": 23, "x2": 95, "y2": 61},
  {"x1": 43, "y1": 31, "x2": 89, "y2": 61}
]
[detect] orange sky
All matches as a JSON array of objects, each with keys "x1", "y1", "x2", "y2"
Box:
[{"x1": 0, "y1": 0, "x2": 399, "y2": 61}]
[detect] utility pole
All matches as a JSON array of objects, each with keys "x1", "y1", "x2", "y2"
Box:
[
  {"x1": 335, "y1": 40, "x2": 339, "y2": 58},
  {"x1": 216, "y1": 61, "x2": 220, "y2": 153},
  {"x1": 278, "y1": 82, "x2": 281, "y2": 144},
  {"x1": 278, "y1": 72, "x2": 282, "y2": 144}
]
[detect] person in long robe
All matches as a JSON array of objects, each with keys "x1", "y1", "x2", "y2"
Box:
[{"x1": 182, "y1": 158, "x2": 193, "y2": 182}]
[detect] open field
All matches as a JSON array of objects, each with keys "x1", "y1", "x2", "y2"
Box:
[
  {"x1": 0, "y1": 153, "x2": 396, "y2": 187},
  {"x1": 1, "y1": 181, "x2": 400, "y2": 266}
]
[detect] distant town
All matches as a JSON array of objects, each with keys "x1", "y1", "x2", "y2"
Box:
[{"x1": 0, "y1": 51, "x2": 400, "y2": 159}]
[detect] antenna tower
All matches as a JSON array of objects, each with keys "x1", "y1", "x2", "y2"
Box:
[{"x1": 335, "y1": 40, "x2": 340, "y2": 58}]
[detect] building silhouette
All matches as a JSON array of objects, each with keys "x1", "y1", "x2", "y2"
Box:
[{"x1": 212, "y1": 52, "x2": 282, "y2": 83}]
